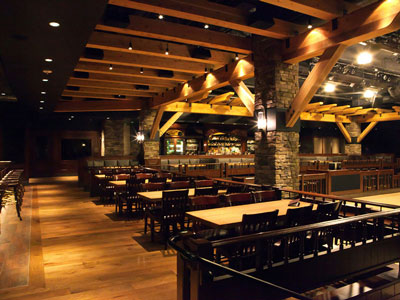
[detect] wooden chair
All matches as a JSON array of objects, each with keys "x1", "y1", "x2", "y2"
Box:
[
  {"x1": 140, "y1": 182, "x2": 165, "y2": 192},
  {"x1": 223, "y1": 193, "x2": 254, "y2": 207},
  {"x1": 240, "y1": 210, "x2": 278, "y2": 235},
  {"x1": 194, "y1": 179, "x2": 214, "y2": 188},
  {"x1": 149, "y1": 177, "x2": 167, "y2": 183},
  {"x1": 194, "y1": 187, "x2": 218, "y2": 196},
  {"x1": 158, "y1": 172, "x2": 172, "y2": 179},
  {"x1": 315, "y1": 201, "x2": 341, "y2": 222},
  {"x1": 172, "y1": 176, "x2": 189, "y2": 182},
  {"x1": 168, "y1": 181, "x2": 190, "y2": 190},
  {"x1": 135, "y1": 173, "x2": 153, "y2": 180},
  {"x1": 100, "y1": 171, "x2": 114, "y2": 204},
  {"x1": 226, "y1": 185, "x2": 244, "y2": 194},
  {"x1": 190, "y1": 195, "x2": 220, "y2": 211},
  {"x1": 285, "y1": 205, "x2": 314, "y2": 228},
  {"x1": 252, "y1": 190, "x2": 278, "y2": 203},
  {"x1": 146, "y1": 190, "x2": 189, "y2": 248},
  {"x1": 117, "y1": 179, "x2": 140, "y2": 215}
]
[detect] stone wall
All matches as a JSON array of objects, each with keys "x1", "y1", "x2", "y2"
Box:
[
  {"x1": 344, "y1": 122, "x2": 362, "y2": 155},
  {"x1": 253, "y1": 38, "x2": 300, "y2": 189},
  {"x1": 140, "y1": 109, "x2": 160, "y2": 163}
]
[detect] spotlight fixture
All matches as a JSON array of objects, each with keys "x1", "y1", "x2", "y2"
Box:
[
  {"x1": 204, "y1": 24, "x2": 209, "y2": 29},
  {"x1": 324, "y1": 82, "x2": 336, "y2": 93},
  {"x1": 359, "y1": 41, "x2": 367, "y2": 46},
  {"x1": 363, "y1": 89, "x2": 376, "y2": 99},
  {"x1": 106, "y1": 117, "x2": 110, "y2": 120},
  {"x1": 128, "y1": 41, "x2": 133, "y2": 50},
  {"x1": 257, "y1": 111, "x2": 267, "y2": 131},
  {"x1": 109, "y1": 64, "x2": 113, "y2": 70},
  {"x1": 235, "y1": 53, "x2": 239, "y2": 61},
  {"x1": 43, "y1": 69, "x2": 52, "y2": 75},
  {"x1": 165, "y1": 44, "x2": 169, "y2": 55},
  {"x1": 39, "y1": 107, "x2": 44, "y2": 110},
  {"x1": 40, "y1": 100, "x2": 45, "y2": 103},
  {"x1": 1, "y1": 92, "x2": 5, "y2": 96},
  {"x1": 357, "y1": 51, "x2": 373, "y2": 64},
  {"x1": 204, "y1": 67, "x2": 208, "y2": 74},
  {"x1": 45, "y1": 58, "x2": 53, "y2": 62},
  {"x1": 140, "y1": 67, "x2": 144, "y2": 74},
  {"x1": 42, "y1": 78, "x2": 48, "y2": 82},
  {"x1": 307, "y1": 18, "x2": 312, "y2": 29},
  {"x1": 49, "y1": 22, "x2": 60, "y2": 27},
  {"x1": 136, "y1": 132, "x2": 145, "y2": 143},
  {"x1": 158, "y1": 14, "x2": 164, "y2": 19},
  {"x1": 41, "y1": 91, "x2": 46, "y2": 94}
]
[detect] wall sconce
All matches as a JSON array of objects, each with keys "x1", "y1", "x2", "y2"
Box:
[{"x1": 257, "y1": 111, "x2": 267, "y2": 131}]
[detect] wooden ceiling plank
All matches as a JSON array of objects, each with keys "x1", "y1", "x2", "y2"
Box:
[
  {"x1": 81, "y1": 50, "x2": 207, "y2": 74},
  {"x1": 354, "y1": 112, "x2": 400, "y2": 123},
  {"x1": 392, "y1": 106, "x2": 400, "y2": 112},
  {"x1": 65, "y1": 86, "x2": 158, "y2": 96},
  {"x1": 300, "y1": 112, "x2": 351, "y2": 123},
  {"x1": 54, "y1": 100, "x2": 143, "y2": 112},
  {"x1": 230, "y1": 80, "x2": 254, "y2": 114},
  {"x1": 357, "y1": 122, "x2": 378, "y2": 143},
  {"x1": 322, "y1": 105, "x2": 350, "y2": 113},
  {"x1": 70, "y1": 74, "x2": 177, "y2": 88},
  {"x1": 75, "y1": 62, "x2": 191, "y2": 82},
  {"x1": 96, "y1": 15, "x2": 252, "y2": 54},
  {"x1": 62, "y1": 91, "x2": 148, "y2": 100},
  {"x1": 283, "y1": 0, "x2": 400, "y2": 63},
  {"x1": 286, "y1": 44, "x2": 347, "y2": 127},
  {"x1": 334, "y1": 107, "x2": 363, "y2": 115},
  {"x1": 310, "y1": 103, "x2": 337, "y2": 113},
  {"x1": 336, "y1": 122, "x2": 352, "y2": 143},
  {"x1": 150, "y1": 107, "x2": 165, "y2": 139},
  {"x1": 260, "y1": 0, "x2": 346, "y2": 20},
  {"x1": 347, "y1": 108, "x2": 376, "y2": 116},
  {"x1": 109, "y1": 0, "x2": 296, "y2": 39},
  {"x1": 188, "y1": 91, "x2": 211, "y2": 103},
  {"x1": 159, "y1": 112, "x2": 184, "y2": 137},
  {"x1": 87, "y1": 31, "x2": 232, "y2": 66},
  {"x1": 150, "y1": 55, "x2": 254, "y2": 108},
  {"x1": 304, "y1": 102, "x2": 324, "y2": 111},
  {"x1": 66, "y1": 82, "x2": 163, "y2": 93},
  {"x1": 208, "y1": 92, "x2": 235, "y2": 104},
  {"x1": 164, "y1": 102, "x2": 252, "y2": 117}
]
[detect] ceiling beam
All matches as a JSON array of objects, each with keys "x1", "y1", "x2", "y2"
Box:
[
  {"x1": 87, "y1": 31, "x2": 232, "y2": 66},
  {"x1": 109, "y1": 0, "x2": 297, "y2": 39},
  {"x1": 323, "y1": 105, "x2": 351, "y2": 114},
  {"x1": 65, "y1": 86, "x2": 158, "y2": 96},
  {"x1": 66, "y1": 82, "x2": 164, "y2": 93},
  {"x1": 283, "y1": 0, "x2": 400, "y2": 63},
  {"x1": 54, "y1": 100, "x2": 143, "y2": 112},
  {"x1": 354, "y1": 112, "x2": 400, "y2": 123},
  {"x1": 357, "y1": 122, "x2": 378, "y2": 143},
  {"x1": 61, "y1": 91, "x2": 147, "y2": 100},
  {"x1": 70, "y1": 73, "x2": 177, "y2": 88},
  {"x1": 286, "y1": 44, "x2": 347, "y2": 127},
  {"x1": 260, "y1": 0, "x2": 348, "y2": 20},
  {"x1": 310, "y1": 103, "x2": 337, "y2": 113},
  {"x1": 346, "y1": 108, "x2": 375, "y2": 116},
  {"x1": 150, "y1": 107, "x2": 165, "y2": 139},
  {"x1": 334, "y1": 107, "x2": 363, "y2": 115},
  {"x1": 159, "y1": 112, "x2": 184, "y2": 137},
  {"x1": 208, "y1": 92, "x2": 235, "y2": 104},
  {"x1": 336, "y1": 122, "x2": 351, "y2": 143},
  {"x1": 300, "y1": 112, "x2": 351, "y2": 123},
  {"x1": 230, "y1": 80, "x2": 254, "y2": 115},
  {"x1": 75, "y1": 62, "x2": 192, "y2": 82},
  {"x1": 150, "y1": 55, "x2": 254, "y2": 108},
  {"x1": 81, "y1": 49, "x2": 207, "y2": 74},
  {"x1": 304, "y1": 102, "x2": 324, "y2": 110},
  {"x1": 96, "y1": 15, "x2": 252, "y2": 54},
  {"x1": 188, "y1": 91, "x2": 211, "y2": 103},
  {"x1": 164, "y1": 102, "x2": 252, "y2": 117}
]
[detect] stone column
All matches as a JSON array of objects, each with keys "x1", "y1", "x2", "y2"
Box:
[
  {"x1": 344, "y1": 121, "x2": 362, "y2": 155},
  {"x1": 103, "y1": 118, "x2": 135, "y2": 156},
  {"x1": 140, "y1": 109, "x2": 160, "y2": 166},
  {"x1": 253, "y1": 38, "x2": 300, "y2": 189}
]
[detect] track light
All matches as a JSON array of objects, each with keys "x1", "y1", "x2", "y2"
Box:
[
  {"x1": 307, "y1": 18, "x2": 312, "y2": 29},
  {"x1": 165, "y1": 44, "x2": 169, "y2": 55},
  {"x1": 128, "y1": 41, "x2": 133, "y2": 50},
  {"x1": 204, "y1": 67, "x2": 208, "y2": 74},
  {"x1": 49, "y1": 22, "x2": 60, "y2": 27},
  {"x1": 158, "y1": 14, "x2": 163, "y2": 19},
  {"x1": 140, "y1": 67, "x2": 144, "y2": 74},
  {"x1": 45, "y1": 58, "x2": 53, "y2": 62},
  {"x1": 235, "y1": 53, "x2": 239, "y2": 61},
  {"x1": 204, "y1": 24, "x2": 209, "y2": 29},
  {"x1": 109, "y1": 64, "x2": 113, "y2": 70}
]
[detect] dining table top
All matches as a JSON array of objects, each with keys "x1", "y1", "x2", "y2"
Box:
[
  {"x1": 95, "y1": 174, "x2": 130, "y2": 180},
  {"x1": 186, "y1": 200, "x2": 314, "y2": 229},
  {"x1": 137, "y1": 188, "x2": 227, "y2": 202}
]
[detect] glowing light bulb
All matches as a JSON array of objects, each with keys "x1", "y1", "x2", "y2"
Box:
[
  {"x1": 324, "y1": 83, "x2": 336, "y2": 93},
  {"x1": 357, "y1": 51, "x2": 373, "y2": 65}
]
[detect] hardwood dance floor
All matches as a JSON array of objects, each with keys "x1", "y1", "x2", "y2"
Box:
[{"x1": 0, "y1": 176, "x2": 177, "y2": 300}]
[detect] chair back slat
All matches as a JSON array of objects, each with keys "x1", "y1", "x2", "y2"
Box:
[
  {"x1": 241, "y1": 210, "x2": 278, "y2": 235},
  {"x1": 224, "y1": 193, "x2": 254, "y2": 206},
  {"x1": 162, "y1": 190, "x2": 189, "y2": 221},
  {"x1": 140, "y1": 182, "x2": 165, "y2": 192},
  {"x1": 168, "y1": 181, "x2": 190, "y2": 190}
]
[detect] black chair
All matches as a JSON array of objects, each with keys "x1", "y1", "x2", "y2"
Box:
[
  {"x1": 223, "y1": 193, "x2": 254, "y2": 207},
  {"x1": 194, "y1": 180, "x2": 214, "y2": 188},
  {"x1": 285, "y1": 205, "x2": 314, "y2": 227},
  {"x1": 168, "y1": 181, "x2": 190, "y2": 190},
  {"x1": 100, "y1": 171, "x2": 114, "y2": 204},
  {"x1": 240, "y1": 210, "x2": 278, "y2": 235},
  {"x1": 149, "y1": 177, "x2": 167, "y2": 183},
  {"x1": 252, "y1": 190, "x2": 278, "y2": 203},
  {"x1": 315, "y1": 201, "x2": 341, "y2": 222},
  {"x1": 172, "y1": 176, "x2": 189, "y2": 182},
  {"x1": 226, "y1": 185, "x2": 244, "y2": 194},
  {"x1": 145, "y1": 190, "x2": 189, "y2": 248},
  {"x1": 117, "y1": 179, "x2": 140, "y2": 215},
  {"x1": 194, "y1": 187, "x2": 218, "y2": 196}
]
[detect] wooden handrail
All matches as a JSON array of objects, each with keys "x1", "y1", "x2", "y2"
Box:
[{"x1": 210, "y1": 208, "x2": 400, "y2": 247}]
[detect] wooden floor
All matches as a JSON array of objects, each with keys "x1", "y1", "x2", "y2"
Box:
[{"x1": 0, "y1": 176, "x2": 177, "y2": 300}]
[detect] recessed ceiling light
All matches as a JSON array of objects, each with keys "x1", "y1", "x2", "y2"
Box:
[
  {"x1": 43, "y1": 69, "x2": 52, "y2": 74},
  {"x1": 204, "y1": 24, "x2": 209, "y2": 29},
  {"x1": 106, "y1": 117, "x2": 110, "y2": 120},
  {"x1": 158, "y1": 14, "x2": 163, "y2": 19},
  {"x1": 45, "y1": 58, "x2": 53, "y2": 62},
  {"x1": 359, "y1": 42, "x2": 367, "y2": 46},
  {"x1": 49, "y1": 22, "x2": 60, "y2": 27},
  {"x1": 41, "y1": 91, "x2": 46, "y2": 94},
  {"x1": 324, "y1": 82, "x2": 336, "y2": 93},
  {"x1": 128, "y1": 41, "x2": 133, "y2": 50},
  {"x1": 356, "y1": 51, "x2": 373, "y2": 65},
  {"x1": 307, "y1": 24, "x2": 312, "y2": 29},
  {"x1": 42, "y1": 78, "x2": 49, "y2": 82},
  {"x1": 39, "y1": 107, "x2": 44, "y2": 110},
  {"x1": 71, "y1": 115, "x2": 74, "y2": 118},
  {"x1": 1, "y1": 92, "x2": 5, "y2": 96},
  {"x1": 40, "y1": 100, "x2": 45, "y2": 103},
  {"x1": 363, "y1": 89, "x2": 376, "y2": 99}
]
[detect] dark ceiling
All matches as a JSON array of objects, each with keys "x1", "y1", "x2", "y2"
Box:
[{"x1": 0, "y1": 0, "x2": 108, "y2": 113}]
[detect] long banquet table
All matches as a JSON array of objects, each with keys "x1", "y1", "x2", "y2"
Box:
[
  {"x1": 186, "y1": 200, "x2": 314, "y2": 229},
  {"x1": 137, "y1": 188, "x2": 227, "y2": 203}
]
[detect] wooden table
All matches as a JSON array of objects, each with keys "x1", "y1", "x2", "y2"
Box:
[
  {"x1": 137, "y1": 188, "x2": 227, "y2": 203},
  {"x1": 186, "y1": 200, "x2": 313, "y2": 229},
  {"x1": 95, "y1": 174, "x2": 130, "y2": 180}
]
